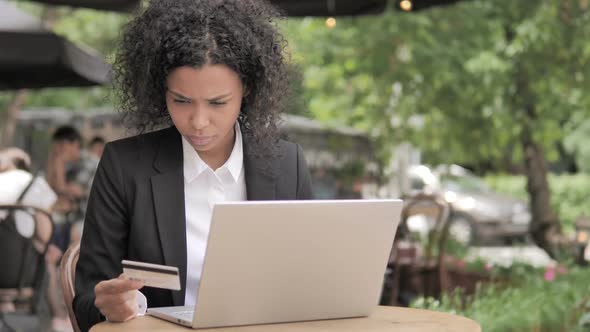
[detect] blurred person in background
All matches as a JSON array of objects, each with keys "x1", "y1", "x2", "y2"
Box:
[
  {"x1": 0, "y1": 147, "x2": 55, "y2": 250},
  {"x1": 44, "y1": 126, "x2": 85, "y2": 332},
  {"x1": 0, "y1": 148, "x2": 72, "y2": 331},
  {"x1": 45, "y1": 126, "x2": 84, "y2": 248},
  {"x1": 46, "y1": 126, "x2": 84, "y2": 211},
  {"x1": 70, "y1": 135, "x2": 106, "y2": 244},
  {"x1": 88, "y1": 136, "x2": 105, "y2": 160},
  {"x1": 76, "y1": 136, "x2": 105, "y2": 197}
]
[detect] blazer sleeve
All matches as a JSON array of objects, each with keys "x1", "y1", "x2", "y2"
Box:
[
  {"x1": 73, "y1": 143, "x2": 131, "y2": 332},
  {"x1": 295, "y1": 143, "x2": 313, "y2": 199}
]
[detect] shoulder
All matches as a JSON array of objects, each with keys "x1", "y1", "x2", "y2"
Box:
[
  {"x1": 275, "y1": 139, "x2": 301, "y2": 159},
  {"x1": 99, "y1": 126, "x2": 179, "y2": 174},
  {"x1": 107, "y1": 126, "x2": 178, "y2": 153},
  {"x1": 22, "y1": 176, "x2": 57, "y2": 209},
  {"x1": 0, "y1": 170, "x2": 33, "y2": 203},
  {"x1": 273, "y1": 139, "x2": 313, "y2": 199},
  {"x1": 0, "y1": 169, "x2": 32, "y2": 186},
  {"x1": 273, "y1": 139, "x2": 307, "y2": 173}
]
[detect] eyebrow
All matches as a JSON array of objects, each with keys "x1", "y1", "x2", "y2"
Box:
[
  {"x1": 207, "y1": 93, "x2": 232, "y2": 101},
  {"x1": 168, "y1": 90, "x2": 193, "y2": 101},
  {"x1": 168, "y1": 90, "x2": 232, "y2": 102}
]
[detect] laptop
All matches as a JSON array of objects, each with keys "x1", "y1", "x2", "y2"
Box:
[{"x1": 147, "y1": 199, "x2": 402, "y2": 328}]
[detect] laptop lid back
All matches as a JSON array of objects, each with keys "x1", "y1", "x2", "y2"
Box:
[{"x1": 193, "y1": 199, "x2": 402, "y2": 328}]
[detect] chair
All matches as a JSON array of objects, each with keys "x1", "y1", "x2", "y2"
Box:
[
  {"x1": 0, "y1": 204, "x2": 54, "y2": 310},
  {"x1": 385, "y1": 193, "x2": 452, "y2": 305},
  {"x1": 60, "y1": 242, "x2": 81, "y2": 332},
  {"x1": 0, "y1": 204, "x2": 54, "y2": 330}
]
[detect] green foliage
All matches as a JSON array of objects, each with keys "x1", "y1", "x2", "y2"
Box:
[
  {"x1": 0, "y1": 93, "x2": 13, "y2": 114},
  {"x1": 441, "y1": 237, "x2": 470, "y2": 260},
  {"x1": 282, "y1": 1, "x2": 590, "y2": 168},
  {"x1": 411, "y1": 265, "x2": 590, "y2": 332},
  {"x1": 484, "y1": 175, "x2": 528, "y2": 200},
  {"x1": 550, "y1": 175, "x2": 590, "y2": 234},
  {"x1": 486, "y1": 174, "x2": 590, "y2": 234},
  {"x1": 564, "y1": 112, "x2": 590, "y2": 173},
  {"x1": 52, "y1": 8, "x2": 128, "y2": 59},
  {"x1": 19, "y1": 87, "x2": 111, "y2": 110},
  {"x1": 332, "y1": 161, "x2": 365, "y2": 187},
  {"x1": 579, "y1": 299, "x2": 590, "y2": 329}
]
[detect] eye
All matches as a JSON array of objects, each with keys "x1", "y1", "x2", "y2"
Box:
[
  {"x1": 173, "y1": 98, "x2": 191, "y2": 104},
  {"x1": 210, "y1": 100, "x2": 228, "y2": 107}
]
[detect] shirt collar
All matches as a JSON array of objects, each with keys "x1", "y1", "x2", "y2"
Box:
[{"x1": 182, "y1": 122, "x2": 243, "y2": 183}]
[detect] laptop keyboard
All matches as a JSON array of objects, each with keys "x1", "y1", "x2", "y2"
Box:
[
  {"x1": 172, "y1": 308, "x2": 195, "y2": 321},
  {"x1": 172, "y1": 310, "x2": 194, "y2": 318}
]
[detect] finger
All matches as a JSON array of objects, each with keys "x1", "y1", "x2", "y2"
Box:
[
  {"x1": 97, "y1": 296, "x2": 138, "y2": 322},
  {"x1": 114, "y1": 298, "x2": 139, "y2": 321},
  {"x1": 95, "y1": 294, "x2": 121, "y2": 312},
  {"x1": 96, "y1": 293, "x2": 129, "y2": 309},
  {"x1": 96, "y1": 278, "x2": 143, "y2": 295},
  {"x1": 102, "y1": 305, "x2": 137, "y2": 323},
  {"x1": 118, "y1": 273, "x2": 146, "y2": 288},
  {"x1": 96, "y1": 288, "x2": 139, "y2": 310}
]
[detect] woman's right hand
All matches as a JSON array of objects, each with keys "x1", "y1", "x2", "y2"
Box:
[{"x1": 94, "y1": 275, "x2": 144, "y2": 322}]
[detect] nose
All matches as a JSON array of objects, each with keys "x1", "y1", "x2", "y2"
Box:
[{"x1": 190, "y1": 105, "x2": 210, "y2": 130}]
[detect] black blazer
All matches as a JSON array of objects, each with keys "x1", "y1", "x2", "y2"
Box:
[{"x1": 74, "y1": 126, "x2": 312, "y2": 332}]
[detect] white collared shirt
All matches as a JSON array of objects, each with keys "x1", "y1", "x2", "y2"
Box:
[
  {"x1": 135, "y1": 123, "x2": 246, "y2": 314},
  {"x1": 182, "y1": 122, "x2": 247, "y2": 306}
]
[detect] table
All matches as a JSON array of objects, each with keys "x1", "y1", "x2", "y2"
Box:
[{"x1": 90, "y1": 306, "x2": 481, "y2": 332}]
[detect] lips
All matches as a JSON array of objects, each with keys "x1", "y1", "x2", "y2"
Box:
[{"x1": 188, "y1": 135, "x2": 214, "y2": 147}]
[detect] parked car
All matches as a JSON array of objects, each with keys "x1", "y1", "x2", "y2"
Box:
[{"x1": 405, "y1": 164, "x2": 531, "y2": 245}]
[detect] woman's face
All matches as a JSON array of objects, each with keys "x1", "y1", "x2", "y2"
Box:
[{"x1": 166, "y1": 65, "x2": 244, "y2": 168}]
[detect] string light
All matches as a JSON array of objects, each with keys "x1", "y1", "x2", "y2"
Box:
[
  {"x1": 325, "y1": 17, "x2": 337, "y2": 29},
  {"x1": 400, "y1": 0, "x2": 413, "y2": 11}
]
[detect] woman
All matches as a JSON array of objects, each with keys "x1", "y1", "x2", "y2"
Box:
[{"x1": 74, "y1": 1, "x2": 312, "y2": 331}]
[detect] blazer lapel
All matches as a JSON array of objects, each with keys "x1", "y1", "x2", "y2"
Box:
[
  {"x1": 243, "y1": 135, "x2": 276, "y2": 201},
  {"x1": 150, "y1": 127, "x2": 187, "y2": 306}
]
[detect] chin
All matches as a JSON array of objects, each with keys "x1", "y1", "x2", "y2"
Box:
[{"x1": 191, "y1": 143, "x2": 215, "y2": 152}]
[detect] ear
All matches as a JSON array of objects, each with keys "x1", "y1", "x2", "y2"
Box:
[{"x1": 242, "y1": 85, "x2": 250, "y2": 98}]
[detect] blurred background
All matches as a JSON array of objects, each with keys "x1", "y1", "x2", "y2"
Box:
[{"x1": 1, "y1": 0, "x2": 590, "y2": 331}]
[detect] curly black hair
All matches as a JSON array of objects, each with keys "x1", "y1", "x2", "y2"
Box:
[{"x1": 112, "y1": 0, "x2": 290, "y2": 159}]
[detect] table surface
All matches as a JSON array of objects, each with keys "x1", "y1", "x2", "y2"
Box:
[{"x1": 90, "y1": 305, "x2": 481, "y2": 332}]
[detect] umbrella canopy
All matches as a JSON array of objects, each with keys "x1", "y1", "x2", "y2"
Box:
[
  {"x1": 394, "y1": 0, "x2": 467, "y2": 11},
  {"x1": 24, "y1": 0, "x2": 139, "y2": 12},
  {"x1": 271, "y1": 0, "x2": 388, "y2": 16},
  {"x1": 27, "y1": 0, "x2": 386, "y2": 16},
  {"x1": 0, "y1": 0, "x2": 111, "y2": 90}
]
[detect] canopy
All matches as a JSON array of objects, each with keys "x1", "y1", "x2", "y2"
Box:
[
  {"x1": 24, "y1": 0, "x2": 138, "y2": 12},
  {"x1": 0, "y1": 0, "x2": 111, "y2": 89},
  {"x1": 26, "y1": 0, "x2": 387, "y2": 16},
  {"x1": 271, "y1": 0, "x2": 387, "y2": 16},
  {"x1": 395, "y1": 0, "x2": 467, "y2": 11}
]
